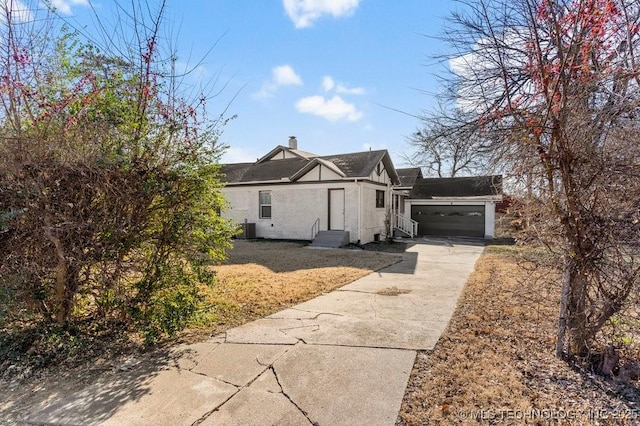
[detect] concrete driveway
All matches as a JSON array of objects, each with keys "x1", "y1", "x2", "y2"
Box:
[{"x1": 25, "y1": 241, "x2": 484, "y2": 426}]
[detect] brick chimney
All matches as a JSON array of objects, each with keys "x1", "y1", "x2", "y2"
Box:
[{"x1": 288, "y1": 136, "x2": 297, "y2": 150}]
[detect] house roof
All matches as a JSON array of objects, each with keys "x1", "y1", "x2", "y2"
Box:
[
  {"x1": 221, "y1": 147, "x2": 400, "y2": 185},
  {"x1": 396, "y1": 167, "x2": 423, "y2": 188},
  {"x1": 409, "y1": 175, "x2": 502, "y2": 199},
  {"x1": 222, "y1": 157, "x2": 309, "y2": 183},
  {"x1": 256, "y1": 145, "x2": 317, "y2": 163},
  {"x1": 220, "y1": 162, "x2": 253, "y2": 183},
  {"x1": 320, "y1": 150, "x2": 396, "y2": 180}
]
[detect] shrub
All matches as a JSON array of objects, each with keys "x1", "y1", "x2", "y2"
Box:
[{"x1": 0, "y1": 1, "x2": 235, "y2": 340}]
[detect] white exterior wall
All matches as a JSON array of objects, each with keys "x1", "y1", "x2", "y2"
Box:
[
  {"x1": 297, "y1": 165, "x2": 320, "y2": 181},
  {"x1": 361, "y1": 162, "x2": 392, "y2": 242},
  {"x1": 360, "y1": 182, "x2": 389, "y2": 243},
  {"x1": 223, "y1": 182, "x2": 371, "y2": 242},
  {"x1": 368, "y1": 167, "x2": 391, "y2": 185},
  {"x1": 484, "y1": 202, "x2": 496, "y2": 238},
  {"x1": 297, "y1": 164, "x2": 343, "y2": 182},
  {"x1": 269, "y1": 150, "x2": 299, "y2": 160},
  {"x1": 222, "y1": 157, "x2": 393, "y2": 244}
]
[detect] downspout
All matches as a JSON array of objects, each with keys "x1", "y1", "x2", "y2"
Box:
[
  {"x1": 356, "y1": 179, "x2": 362, "y2": 244},
  {"x1": 387, "y1": 179, "x2": 392, "y2": 238}
]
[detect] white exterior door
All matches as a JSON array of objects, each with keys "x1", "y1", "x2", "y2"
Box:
[{"x1": 329, "y1": 189, "x2": 345, "y2": 230}]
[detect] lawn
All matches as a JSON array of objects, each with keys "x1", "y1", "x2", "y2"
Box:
[
  {"x1": 0, "y1": 240, "x2": 402, "y2": 423},
  {"x1": 398, "y1": 245, "x2": 640, "y2": 425},
  {"x1": 197, "y1": 240, "x2": 402, "y2": 333}
]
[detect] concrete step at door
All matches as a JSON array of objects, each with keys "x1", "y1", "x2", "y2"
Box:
[{"x1": 310, "y1": 230, "x2": 350, "y2": 248}]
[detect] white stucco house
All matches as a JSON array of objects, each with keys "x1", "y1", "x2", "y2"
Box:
[
  {"x1": 220, "y1": 137, "x2": 502, "y2": 245},
  {"x1": 220, "y1": 137, "x2": 399, "y2": 245}
]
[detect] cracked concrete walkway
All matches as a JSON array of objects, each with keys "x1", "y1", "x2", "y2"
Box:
[{"x1": 25, "y1": 241, "x2": 484, "y2": 426}]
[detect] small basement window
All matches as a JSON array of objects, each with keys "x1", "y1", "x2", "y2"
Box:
[
  {"x1": 376, "y1": 190, "x2": 385, "y2": 208},
  {"x1": 259, "y1": 191, "x2": 272, "y2": 218}
]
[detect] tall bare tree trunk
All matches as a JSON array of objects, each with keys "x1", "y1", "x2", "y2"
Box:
[
  {"x1": 556, "y1": 254, "x2": 571, "y2": 357},
  {"x1": 44, "y1": 212, "x2": 69, "y2": 326},
  {"x1": 567, "y1": 265, "x2": 590, "y2": 357}
]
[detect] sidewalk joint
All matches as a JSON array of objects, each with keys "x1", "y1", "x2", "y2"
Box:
[{"x1": 270, "y1": 365, "x2": 317, "y2": 426}]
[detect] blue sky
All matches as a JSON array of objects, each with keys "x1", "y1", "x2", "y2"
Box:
[{"x1": 23, "y1": 0, "x2": 460, "y2": 166}]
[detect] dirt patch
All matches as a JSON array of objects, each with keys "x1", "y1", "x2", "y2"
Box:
[
  {"x1": 397, "y1": 246, "x2": 640, "y2": 425},
  {"x1": 377, "y1": 286, "x2": 412, "y2": 296},
  {"x1": 361, "y1": 241, "x2": 410, "y2": 253}
]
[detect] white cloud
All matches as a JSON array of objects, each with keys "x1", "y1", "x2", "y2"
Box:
[
  {"x1": 322, "y1": 75, "x2": 365, "y2": 95},
  {"x1": 273, "y1": 65, "x2": 303, "y2": 86},
  {"x1": 295, "y1": 95, "x2": 363, "y2": 122},
  {"x1": 322, "y1": 75, "x2": 335, "y2": 92},
  {"x1": 51, "y1": 0, "x2": 89, "y2": 15},
  {"x1": 336, "y1": 83, "x2": 365, "y2": 95},
  {"x1": 450, "y1": 32, "x2": 529, "y2": 113},
  {"x1": 221, "y1": 146, "x2": 262, "y2": 164},
  {"x1": 0, "y1": 0, "x2": 33, "y2": 22},
  {"x1": 283, "y1": 0, "x2": 360, "y2": 29},
  {"x1": 254, "y1": 64, "x2": 303, "y2": 99}
]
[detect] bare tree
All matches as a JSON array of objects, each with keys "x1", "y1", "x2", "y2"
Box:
[
  {"x1": 439, "y1": 0, "x2": 640, "y2": 362},
  {"x1": 406, "y1": 107, "x2": 495, "y2": 177}
]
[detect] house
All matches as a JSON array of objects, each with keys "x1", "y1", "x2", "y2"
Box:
[
  {"x1": 401, "y1": 174, "x2": 502, "y2": 239},
  {"x1": 220, "y1": 137, "x2": 399, "y2": 245},
  {"x1": 220, "y1": 137, "x2": 502, "y2": 245}
]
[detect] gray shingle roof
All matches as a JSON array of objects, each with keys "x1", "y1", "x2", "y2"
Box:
[
  {"x1": 220, "y1": 163, "x2": 253, "y2": 183},
  {"x1": 409, "y1": 175, "x2": 502, "y2": 198},
  {"x1": 396, "y1": 167, "x2": 423, "y2": 188},
  {"x1": 221, "y1": 147, "x2": 400, "y2": 185},
  {"x1": 221, "y1": 158, "x2": 308, "y2": 183},
  {"x1": 320, "y1": 150, "x2": 388, "y2": 178}
]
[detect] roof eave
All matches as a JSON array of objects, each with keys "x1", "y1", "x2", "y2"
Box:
[
  {"x1": 380, "y1": 152, "x2": 400, "y2": 185},
  {"x1": 409, "y1": 195, "x2": 503, "y2": 201},
  {"x1": 224, "y1": 178, "x2": 292, "y2": 186},
  {"x1": 256, "y1": 145, "x2": 314, "y2": 164}
]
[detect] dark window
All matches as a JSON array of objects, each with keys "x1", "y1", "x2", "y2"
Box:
[
  {"x1": 376, "y1": 190, "x2": 385, "y2": 208},
  {"x1": 259, "y1": 191, "x2": 271, "y2": 218}
]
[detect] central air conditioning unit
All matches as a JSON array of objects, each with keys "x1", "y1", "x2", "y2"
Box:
[{"x1": 238, "y1": 221, "x2": 256, "y2": 239}]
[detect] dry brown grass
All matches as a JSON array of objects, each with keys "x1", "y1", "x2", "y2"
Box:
[
  {"x1": 398, "y1": 245, "x2": 640, "y2": 426},
  {"x1": 194, "y1": 240, "x2": 401, "y2": 333}
]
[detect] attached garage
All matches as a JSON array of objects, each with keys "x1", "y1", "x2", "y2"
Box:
[
  {"x1": 411, "y1": 204, "x2": 485, "y2": 237},
  {"x1": 404, "y1": 175, "x2": 502, "y2": 239}
]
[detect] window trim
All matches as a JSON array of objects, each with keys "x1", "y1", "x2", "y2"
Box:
[
  {"x1": 259, "y1": 191, "x2": 272, "y2": 219},
  {"x1": 375, "y1": 190, "x2": 385, "y2": 208}
]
